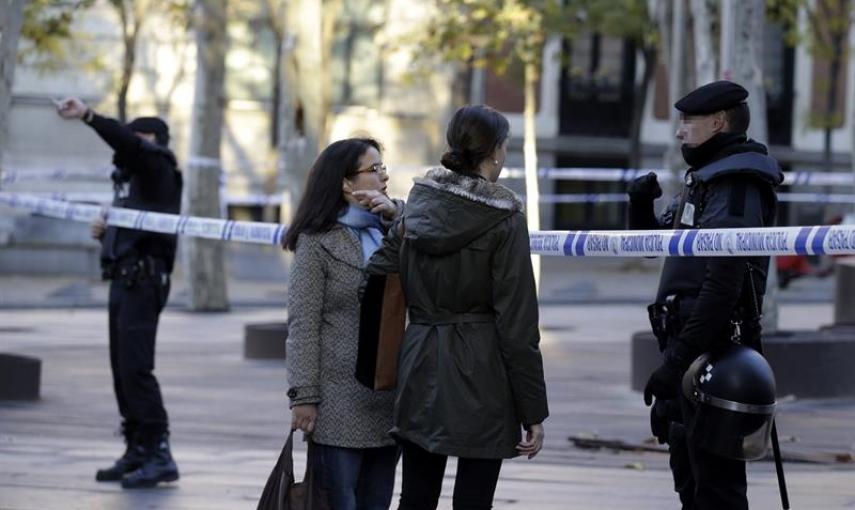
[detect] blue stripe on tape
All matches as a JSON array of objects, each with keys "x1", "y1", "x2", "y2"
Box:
[
  {"x1": 575, "y1": 232, "x2": 589, "y2": 256},
  {"x1": 273, "y1": 225, "x2": 285, "y2": 246},
  {"x1": 177, "y1": 215, "x2": 189, "y2": 234},
  {"x1": 222, "y1": 220, "x2": 235, "y2": 241},
  {"x1": 135, "y1": 212, "x2": 147, "y2": 230},
  {"x1": 669, "y1": 230, "x2": 684, "y2": 256},
  {"x1": 683, "y1": 230, "x2": 698, "y2": 256},
  {"x1": 811, "y1": 226, "x2": 830, "y2": 255},
  {"x1": 794, "y1": 226, "x2": 812, "y2": 255},
  {"x1": 563, "y1": 232, "x2": 577, "y2": 256}
]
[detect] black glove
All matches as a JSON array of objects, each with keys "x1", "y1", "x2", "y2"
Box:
[
  {"x1": 643, "y1": 359, "x2": 682, "y2": 406},
  {"x1": 649, "y1": 398, "x2": 681, "y2": 444},
  {"x1": 627, "y1": 172, "x2": 662, "y2": 203},
  {"x1": 644, "y1": 341, "x2": 699, "y2": 406}
]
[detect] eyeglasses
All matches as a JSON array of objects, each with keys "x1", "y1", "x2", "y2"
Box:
[{"x1": 354, "y1": 163, "x2": 388, "y2": 176}]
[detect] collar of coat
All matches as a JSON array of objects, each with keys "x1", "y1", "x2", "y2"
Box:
[
  {"x1": 415, "y1": 167, "x2": 523, "y2": 212},
  {"x1": 317, "y1": 226, "x2": 363, "y2": 269}
]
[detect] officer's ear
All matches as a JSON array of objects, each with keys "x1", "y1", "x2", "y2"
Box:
[{"x1": 714, "y1": 111, "x2": 729, "y2": 133}]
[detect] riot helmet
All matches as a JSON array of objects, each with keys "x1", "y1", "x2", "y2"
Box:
[{"x1": 682, "y1": 343, "x2": 776, "y2": 461}]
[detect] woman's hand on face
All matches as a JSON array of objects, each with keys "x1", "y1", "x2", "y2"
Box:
[
  {"x1": 351, "y1": 190, "x2": 396, "y2": 220},
  {"x1": 516, "y1": 423, "x2": 544, "y2": 459},
  {"x1": 291, "y1": 404, "x2": 319, "y2": 433}
]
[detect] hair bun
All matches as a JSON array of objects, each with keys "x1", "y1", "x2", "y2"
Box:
[{"x1": 440, "y1": 149, "x2": 471, "y2": 173}]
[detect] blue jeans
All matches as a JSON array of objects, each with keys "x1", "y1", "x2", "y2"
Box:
[{"x1": 311, "y1": 443, "x2": 398, "y2": 510}]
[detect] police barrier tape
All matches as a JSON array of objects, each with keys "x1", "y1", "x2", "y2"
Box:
[
  {"x1": 19, "y1": 190, "x2": 854, "y2": 206},
  {"x1": 3, "y1": 192, "x2": 855, "y2": 257},
  {"x1": 0, "y1": 193, "x2": 286, "y2": 246},
  {"x1": 4, "y1": 165, "x2": 855, "y2": 187},
  {"x1": 501, "y1": 167, "x2": 855, "y2": 186},
  {"x1": 529, "y1": 226, "x2": 855, "y2": 257},
  {"x1": 9, "y1": 191, "x2": 284, "y2": 207}
]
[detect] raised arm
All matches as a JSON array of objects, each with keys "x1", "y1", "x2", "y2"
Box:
[{"x1": 56, "y1": 97, "x2": 144, "y2": 156}]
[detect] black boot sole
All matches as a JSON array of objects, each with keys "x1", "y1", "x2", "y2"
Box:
[
  {"x1": 96, "y1": 464, "x2": 142, "y2": 482},
  {"x1": 120, "y1": 470, "x2": 179, "y2": 489},
  {"x1": 96, "y1": 471, "x2": 125, "y2": 482}
]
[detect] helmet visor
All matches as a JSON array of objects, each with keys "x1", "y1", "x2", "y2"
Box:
[{"x1": 692, "y1": 405, "x2": 774, "y2": 460}]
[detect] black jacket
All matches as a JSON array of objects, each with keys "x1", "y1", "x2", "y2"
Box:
[
  {"x1": 629, "y1": 136, "x2": 783, "y2": 361},
  {"x1": 366, "y1": 167, "x2": 549, "y2": 458},
  {"x1": 90, "y1": 114, "x2": 182, "y2": 272}
]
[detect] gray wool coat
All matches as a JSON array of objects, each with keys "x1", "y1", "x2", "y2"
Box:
[{"x1": 286, "y1": 204, "x2": 403, "y2": 449}]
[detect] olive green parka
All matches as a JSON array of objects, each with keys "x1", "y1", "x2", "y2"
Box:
[{"x1": 365, "y1": 167, "x2": 549, "y2": 459}]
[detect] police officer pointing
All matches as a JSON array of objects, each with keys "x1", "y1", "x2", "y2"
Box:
[
  {"x1": 627, "y1": 81, "x2": 783, "y2": 509},
  {"x1": 57, "y1": 98, "x2": 182, "y2": 489}
]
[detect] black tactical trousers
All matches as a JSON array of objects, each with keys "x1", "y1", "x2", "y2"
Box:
[
  {"x1": 108, "y1": 271, "x2": 170, "y2": 440},
  {"x1": 661, "y1": 395, "x2": 748, "y2": 510}
]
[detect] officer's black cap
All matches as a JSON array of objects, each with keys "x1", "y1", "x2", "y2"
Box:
[
  {"x1": 675, "y1": 80, "x2": 748, "y2": 115},
  {"x1": 127, "y1": 116, "x2": 170, "y2": 146}
]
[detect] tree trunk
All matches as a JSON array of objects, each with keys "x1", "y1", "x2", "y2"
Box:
[
  {"x1": 0, "y1": 0, "x2": 25, "y2": 181},
  {"x1": 523, "y1": 60, "x2": 540, "y2": 292},
  {"x1": 282, "y1": 0, "x2": 341, "y2": 221},
  {"x1": 270, "y1": 35, "x2": 283, "y2": 148},
  {"x1": 118, "y1": 34, "x2": 135, "y2": 122},
  {"x1": 721, "y1": 0, "x2": 778, "y2": 332},
  {"x1": 664, "y1": 0, "x2": 687, "y2": 197},
  {"x1": 628, "y1": 45, "x2": 656, "y2": 171},
  {"x1": 690, "y1": 0, "x2": 716, "y2": 86},
  {"x1": 185, "y1": 0, "x2": 229, "y2": 311}
]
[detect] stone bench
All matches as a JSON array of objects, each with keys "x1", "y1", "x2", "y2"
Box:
[{"x1": 243, "y1": 323, "x2": 288, "y2": 360}]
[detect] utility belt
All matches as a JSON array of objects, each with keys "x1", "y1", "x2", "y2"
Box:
[
  {"x1": 647, "y1": 294, "x2": 761, "y2": 353},
  {"x1": 102, "y1": 255, "x2": 168, "y2": 289}
]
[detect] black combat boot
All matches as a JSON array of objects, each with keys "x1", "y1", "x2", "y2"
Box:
[
  {"x1": 96, "y1": 424, "x2": 146, "y2": 482},
  {"x1": 121, "y1": 432, "x2": 179, "y2": 489}
]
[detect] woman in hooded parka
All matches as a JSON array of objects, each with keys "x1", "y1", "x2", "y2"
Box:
[{"x1": 366, "y1": 105, "x2": 549, "y2": 509}]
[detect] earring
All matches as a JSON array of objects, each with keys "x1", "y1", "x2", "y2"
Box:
[{"x1": 493, "y1": 159, "x2": 499, "y2": 166}]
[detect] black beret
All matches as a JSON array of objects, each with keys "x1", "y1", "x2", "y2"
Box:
[
  {"x1": 127, "y1": 116, "x2": 170, "y2": 146},
  {"x1": 675, "y1": 80, "x2": 748, "y2": 115}
]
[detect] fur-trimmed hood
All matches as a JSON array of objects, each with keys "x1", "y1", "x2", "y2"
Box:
[{"x1": 403, "y1": 167, "x2": 523, "y2": 255}]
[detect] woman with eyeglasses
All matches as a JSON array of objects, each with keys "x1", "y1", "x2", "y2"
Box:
[{"x1": 283, "y1": 138, "x2": 402, "y2": 510}]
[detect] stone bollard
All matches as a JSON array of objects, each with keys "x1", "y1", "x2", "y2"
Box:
[
  {"x1": 0, "y1": 353, "x2": 41, "y2": 400},
  {"x1": 244, "y1": 323, "x2": 288, "y2": 360},
  {"x1": 834, "y1": 257, "x2": 855, "y2": 326}
]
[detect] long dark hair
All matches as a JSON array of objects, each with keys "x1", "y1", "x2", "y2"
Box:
[
  {"x1": 440, "y1": 105, "x2": 509, "y2": 174},
  {"x1": 283, "y1": 138, "x2": 381, "y2": 251}
]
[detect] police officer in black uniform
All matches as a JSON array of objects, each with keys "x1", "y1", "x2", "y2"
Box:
[
  {"x1": 57, "y1": 98, "x2": 181, "y2": 489},
  {"x1": 627, "y1": 81, "x2": 783, "y2": 509}
]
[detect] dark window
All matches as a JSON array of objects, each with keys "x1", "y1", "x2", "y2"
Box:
[
  {"x1": 330, "y1": 0, "x2": 386, "y2": 107},
  {"x1": 559, "y1": 34, "x2": 636, "y2": 137},
  {"x1": 764, "y1": 23, "x2": 795, "y2": 146}
]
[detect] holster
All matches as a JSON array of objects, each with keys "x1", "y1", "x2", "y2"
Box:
[{"x1": 647, "y1": 295, "x2": 681, "y2": 353}]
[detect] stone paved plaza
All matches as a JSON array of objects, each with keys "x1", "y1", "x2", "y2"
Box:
[{"x1": 2, "y1": 301, "x2": 853, "y2": 509}]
